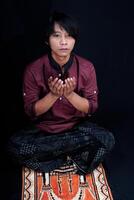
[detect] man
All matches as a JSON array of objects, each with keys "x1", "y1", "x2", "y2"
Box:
[{"x1": 8, "y1": 11, "x2": 115, "y2": 174}]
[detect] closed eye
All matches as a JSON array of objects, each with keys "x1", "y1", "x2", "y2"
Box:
[{"x1": 52, "y1": 33, "x2": 61, "y2": 37}]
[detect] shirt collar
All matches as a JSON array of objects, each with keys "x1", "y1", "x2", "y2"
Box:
[{"x1": 48, "y1": 52, "x2": 74, "y2": 75}]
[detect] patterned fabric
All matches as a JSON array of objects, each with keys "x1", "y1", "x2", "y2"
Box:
[
  {"x1": 8, "y1": 121, "x2": 115, "y2": 174},
  {"x1": 22, "y1": 164, "x2": 113, "y2": 200}
]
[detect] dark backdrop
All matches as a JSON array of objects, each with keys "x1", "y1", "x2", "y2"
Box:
[{"x1": 1, "y1": 0, "x2": 134, "y2": 199}]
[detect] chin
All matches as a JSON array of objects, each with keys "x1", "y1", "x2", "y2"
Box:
[{"x1": 58, "y1": 53, "x2": 70, "y2": 57}]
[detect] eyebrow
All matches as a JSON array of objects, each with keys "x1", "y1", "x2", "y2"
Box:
[{"x1": 53, "y1": 31, "x2": 61, "y2": 33}]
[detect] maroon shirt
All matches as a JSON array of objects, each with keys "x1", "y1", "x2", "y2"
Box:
[{"x1": 23, "y1": 54, "x2": 98, "y2": 133}]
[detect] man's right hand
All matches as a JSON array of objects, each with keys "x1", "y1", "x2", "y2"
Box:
[{"x1": 48, "y1": 76, "x2": 64, "y2": 97}]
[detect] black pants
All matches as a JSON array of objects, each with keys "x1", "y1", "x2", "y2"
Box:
[{"x1": 8, "y1": 120, "x2": 115, "y2": 174}]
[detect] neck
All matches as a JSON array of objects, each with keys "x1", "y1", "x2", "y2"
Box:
[{"x1": 51, "y1": 53, "x2": 70, "y2": 67}]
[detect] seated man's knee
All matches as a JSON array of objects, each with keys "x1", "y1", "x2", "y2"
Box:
[{"x1": 106, "y1": 131, "x2": 115, "y2": 151}]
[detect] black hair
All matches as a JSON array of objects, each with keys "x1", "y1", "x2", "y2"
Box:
[{"x1": 45, "y1": 11, "x2": 79, "y2": 42}]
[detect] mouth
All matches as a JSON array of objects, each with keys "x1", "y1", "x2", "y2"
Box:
[{"x1": 59, "y1": 48, "x2": 69, "y2": 50}]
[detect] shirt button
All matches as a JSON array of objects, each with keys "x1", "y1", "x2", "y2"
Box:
[{"x1": 59, "y1": 97, "x2": 62, "y2": 100}]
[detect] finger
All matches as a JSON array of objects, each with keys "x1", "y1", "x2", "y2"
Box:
[
  {"x1": 70, "y1": 77, "x2": 76, "y2": 88},
  {"x1": 48, "y1": 76, "x2": 53, "y2": 83},
  {"x1": 53, "y1": 80, "x2": 61, "y2": 93},
  {"x1": 67, "y1": 78, "x2": 73, "y2": 88},
  {"x1": 65, "y1": 78, "x2": 70, "y2": 88},
  {"x1": 56, "y1": 79, "x2": 63, "y2": 91},
  {"x1": 63, "y1": 84, "x2": 67, "y2": 95},
  {"x1": 52, "y1": 79, "x2": 63, "y2": 96},
  {"x1": 51, "y1": 77, "x2": 59, "y2": 88},
  {"x1": 59, "y1": 84, "x2": 64, "y2": 96}
]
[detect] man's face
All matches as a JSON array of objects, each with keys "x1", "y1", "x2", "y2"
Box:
[{"x1": 49, "y1": 23, "x2": 76, "y2": 58}]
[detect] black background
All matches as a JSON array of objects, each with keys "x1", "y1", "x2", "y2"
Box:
[{"x1": 1, "y1": 0, "x2": 134, "y2": 199}]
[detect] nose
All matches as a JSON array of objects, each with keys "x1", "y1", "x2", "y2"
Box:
[{"x1": 60, "y1": 36, "x2": 67, "y2": 45}]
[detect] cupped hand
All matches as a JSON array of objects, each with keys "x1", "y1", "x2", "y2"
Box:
[
  {"x1": 48, "y1": 76, "x2": 64, "y2": 97},
  {"x1": 63, "y1": 77, "x2": 76, "y2": 97}
]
